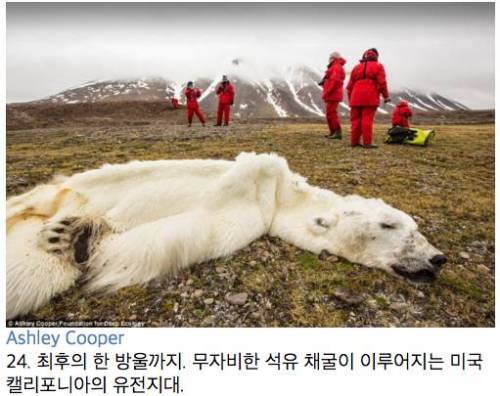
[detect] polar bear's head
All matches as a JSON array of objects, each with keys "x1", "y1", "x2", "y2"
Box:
[
  {"x1": 272, "y1": 183, "x2": 446, "y2": 282},
  {"x1": 324, "y1": 195, "x2": 446, "y2": 282}
]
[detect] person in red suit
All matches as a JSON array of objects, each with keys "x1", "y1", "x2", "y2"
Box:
[
  {"x1": 184, "y1": 81, "x2": 205, "y2": 127},
  {"x1": 391, "y1": 99, "x2": 413, "y2": 128},
  {"x1": 320, "y1": 52, "x2": 346, "y2": 139},
  {"x1": 346, "y1": 48, "x2": 390, "y2": 148},
  {"x1": 215, "y1": 75, "x2": 235, "y2": 126},
  {"x1": 171, "y1": 97, "x2": 179, "y2": 109}
]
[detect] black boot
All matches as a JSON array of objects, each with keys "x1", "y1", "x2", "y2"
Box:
[{"x1": 330, "y1": 130, "x2": 342, "y2": 139}]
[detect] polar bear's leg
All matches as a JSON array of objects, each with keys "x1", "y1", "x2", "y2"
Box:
[
  {"x1": 7, "y1": 218, "x2": 81, "y2": 319},
  {"x1": 85, "y1": 204, "x2": 267, "y2": 294},
  {"x1": 206, "y1": 152, "x2": 289, "y2": 228},
  {"x1": 38, "y1": 216, "x2": 109, "y2": 266},
  {"x1": 85, "y1": 210, "x2": 215, "y2": 293}
]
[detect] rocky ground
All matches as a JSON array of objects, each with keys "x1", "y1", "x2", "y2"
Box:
[{"x1": 6, "y1": 119, "x2": 495, "y2": 327}]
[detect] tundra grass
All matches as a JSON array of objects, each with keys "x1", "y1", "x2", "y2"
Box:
[{"x1": 6, "y1": 122, "x2": 494, "y2": 327}]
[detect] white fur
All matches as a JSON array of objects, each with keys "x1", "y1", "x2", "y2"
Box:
[{"x1": 6, "y1": 152, "x2": 442, "y2": 319}]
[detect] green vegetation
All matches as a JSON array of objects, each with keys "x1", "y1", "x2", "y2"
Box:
[{"x1": 6, "y1": 121, "x2": 494, "y2": 327}]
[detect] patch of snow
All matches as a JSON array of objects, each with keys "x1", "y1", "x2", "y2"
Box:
[
  {"x1": 405, "y1": 89, "x2": 416, "y2": 98},
  {"x1": 339, "y1": 102, "x2": 350, "y2": 110},
  {"x1": 435, "y1": 99, "x2": 455, "y2": 111},
  {"x1": 170, "y1": 82, "x2": 184, "y2": 102},
  {"x1": 285, "y1": 79, "x2": 323, "y2": 117},
  {"x1": 264, "y1": 80, "x2": 287, "y2": 117},
  {"x1": 308, "y1": 93, "x2": 325, "y2": 116},
  {"x1": 427, "y1": 94, "x2": 441, "y2": 107},
  {"x1": 413, "y1": 96, "x2": 439, "y2": 111},
  {"x1": 240, "y1": 103, "x2": 248, "y2": 109},
  {"x1": 377, "y1": 108, "x2": 388, "y2": 114},
  {"x1": 408, "y1": 102, "x2": 428, "y2": 112},
  {"x1": 450, "y1": 100, "x2": 467, "y2": 110},
  {"x1": 199, "y1": 79, "x2": 219, "y2": 102}
]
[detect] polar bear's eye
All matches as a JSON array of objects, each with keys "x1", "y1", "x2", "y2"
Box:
[
  {"x1": 380, "y1": 223, "x2": 396, "y2": 230},
  {"x1": 315, "y1": 217, "x2": 330, "y2": 229}
]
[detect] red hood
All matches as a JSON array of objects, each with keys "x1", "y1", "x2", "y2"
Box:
[
  {"x1": 335, "y1": 57, "x2": 346, "y2": 66},
  {"x1": 397, "y1": 101, "x2": 409, "y2": 108},
  {"x1": 328, "y1": 57, "x2": 346, "y2": 68},
  {"x1": 361, "y1": 49, "x2": 378, "y2": 62}
]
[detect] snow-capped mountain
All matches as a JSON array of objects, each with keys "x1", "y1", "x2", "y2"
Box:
[{"x1": 31, "y1": 62, "x2": 468, "y2": 118}]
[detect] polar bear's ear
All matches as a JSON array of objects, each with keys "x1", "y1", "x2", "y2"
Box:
[{"x1": 308, "y1": 214, "x2": 339, "y2": 235}]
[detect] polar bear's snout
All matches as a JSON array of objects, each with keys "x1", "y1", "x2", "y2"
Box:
[
  {"x1": 389, "y1": 236, "x2": 447, "y2": 283},
  {"x1": 429, "y1": 254, "x2": 448, "y2": 270}
]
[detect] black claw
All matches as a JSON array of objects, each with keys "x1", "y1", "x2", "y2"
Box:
[
  {"x1": 48, "y1": 237, "x2": 60, "y2": 243},
  {"x1": 53, "y1": 228, "x2": 65, "y2": 233}
]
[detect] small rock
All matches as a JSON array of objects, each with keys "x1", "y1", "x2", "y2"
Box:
[
  {"x1": 185, "y1": 279, "x2": 194, "y2": 286},
  {"x1": 192, "y1": 289, "x2": 204, "y2": 298},
  {"x1": 173, "y1": 302, "x2": 179, "y2": 313},
  {"x1": 389, "y1": 302, "x2": 408, "y2": 312},
  {"x1": 250, "y1": 311, "x2": 262, "y2": 319},
  {"x1": 366, "y1": 299, "x2": 378, "y2": 309},
  {"x1": 204, "y1": 298, "x2": 214, "y2": 305},
  {"x1": 318, "y1": 250, "x2": 330, "y2": 260},
  {"x1": 129, "y1": 314, "x2": 137, "y2": 320},
  {"x1": 201, "y1": 316, "x2": 215, "y2": 326},
  {"x1": 215, "y1": 267, "x2": 225, "y2": 274},
  {"x1": 459, "y1": 252, "x2": 471, "y2": 260},
  {"x1": 332, "y1": 287, "x2": 365, "y2": 305},
  {"x1": 471, "y1": 240, "x2": 486, "y2": 249},
  {"x1": 477, "y1": 264, "x2": 490, "y2": 274},
  {"x1": 416, "y1": 291, "x2": 425, "y2": 298},
  {"x1": 226, "y1": 292, "x2": 248, "y2": 305},
  {"x1": 249, "y1": 260, "x2": 258, "y2": 267}
]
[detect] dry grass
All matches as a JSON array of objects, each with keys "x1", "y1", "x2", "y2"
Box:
[{"x1": 6, "y1": 120, "x2": 494, "y2": 327}]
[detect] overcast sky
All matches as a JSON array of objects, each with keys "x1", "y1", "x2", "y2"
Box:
[{"x1": 7, "y1": 2, "x2": 495, "y2": 108}]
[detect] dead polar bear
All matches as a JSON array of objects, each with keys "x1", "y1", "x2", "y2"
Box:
[{"x1": 6, "y1": 152, "x2": 447, "y2": 319}]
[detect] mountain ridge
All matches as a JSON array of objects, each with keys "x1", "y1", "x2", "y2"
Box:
[{"x1": 24, "y1": 65, "x2": 469, "y2": 118}]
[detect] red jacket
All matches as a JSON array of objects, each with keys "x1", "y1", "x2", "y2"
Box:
[
  {"x1": 391, "y1": 101, "x2": 413, "y2": 127},
  {"x1": 322, "y1": 57, "x2": 346, "y2": 102},
  {"x1": 347, "y1": 51, "x2": 389, "y2": 107},
  {"x1": 184, "y1": 87, "x2": 202, "y2": 109},
  {"x1": 216, "y1": 82, "x2": 235, "y2": 105}
]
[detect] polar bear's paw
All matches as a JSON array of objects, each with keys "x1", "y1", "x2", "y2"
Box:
[{"x1": 39, "y1": 217, "x2": 101, "y2": 266}]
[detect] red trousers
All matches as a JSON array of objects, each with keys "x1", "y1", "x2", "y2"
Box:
[
  {"x1": 187, "y1": 106, "x2": 205, "y2": 125},
  {"x1": 217, "y1": 103, "x2": 231, "y2": 125},
  {"x1": 350, "y1": 105, "x2": 378, "y2": 145},
  {"x1": 325, "y1": 101, "x2": 341, "y2": 133}
]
